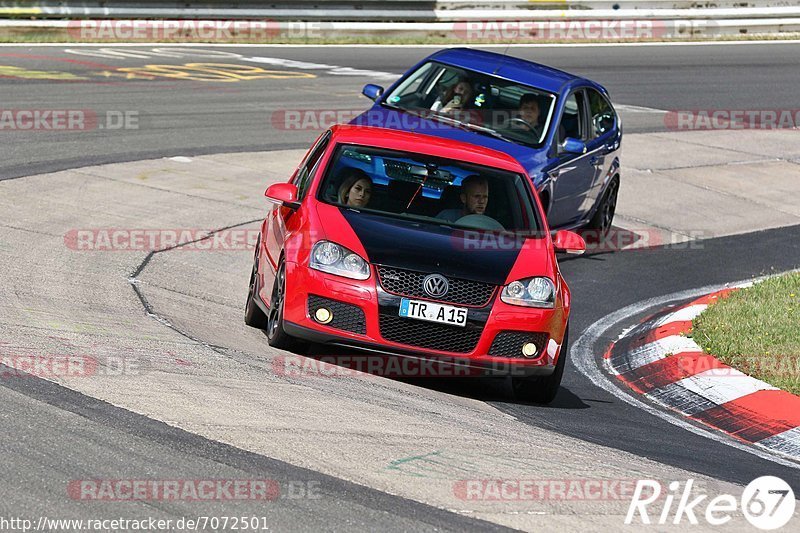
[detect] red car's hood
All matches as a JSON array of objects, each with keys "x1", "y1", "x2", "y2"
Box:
[{"x1": 315, "y1": 202, "x2": 554, "y2": 286}]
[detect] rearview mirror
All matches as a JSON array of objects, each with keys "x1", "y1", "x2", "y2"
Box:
[
  {"x1": 362, "y1": 84, "x2": 384, "y2": 101},
  {"x1": 265, "y1": 183, "x2": 300, "y2": 210},
  {"x1": 560, "y1": 137, "x2": 587, "y2": 155},
  {"x1": 553, "y1": 230, "x2": 586, "y2": 255}
]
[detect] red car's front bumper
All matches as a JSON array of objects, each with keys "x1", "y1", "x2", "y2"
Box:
[{"x1": 268, "y1": 261, "x2": 569, "y2": 377}]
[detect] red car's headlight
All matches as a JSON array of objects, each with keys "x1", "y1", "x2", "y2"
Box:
[
  {"x1": 309, "y1": 240, "x2": 370, "y2": 280},
  {"x1": 500, "y1": 277, "x2": 555, "y2": 308}
]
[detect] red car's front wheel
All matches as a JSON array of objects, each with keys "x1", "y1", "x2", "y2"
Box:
[
  {"x1": 266, "y1": 260, "x2": 300, "y2": 350},
  {"x1": 245, "y1": 251, "x2": 268, "y2": 329}
]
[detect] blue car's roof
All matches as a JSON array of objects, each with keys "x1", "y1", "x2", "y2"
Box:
[{"x1": 427, "y1": 48, "x2": 583, "y2": 94}]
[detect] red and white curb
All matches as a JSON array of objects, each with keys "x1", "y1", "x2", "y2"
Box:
[{"x1": 605, "y1": 286, "x2": 800, "y2": 462}]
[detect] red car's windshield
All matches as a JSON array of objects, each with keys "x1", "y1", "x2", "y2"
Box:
[{"x1": 317, "y1": 143, "x2": 543, "y2": 234}]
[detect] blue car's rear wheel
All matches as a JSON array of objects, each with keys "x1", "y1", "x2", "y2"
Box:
[{"x1": 586, "y1": 177, "x2": 619, "y2": 240}]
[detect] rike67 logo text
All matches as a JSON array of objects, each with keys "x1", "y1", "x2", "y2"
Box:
[{"x1": 626, "y1": 477, "x2": 795, "y2": 530}]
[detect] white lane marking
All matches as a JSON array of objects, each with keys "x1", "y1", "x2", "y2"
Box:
[
  {"x1": 650, "y1": 370, "x2": 777, "y2": 416},
  {"x1": 169, "y1": 156, "x2": 193, "y2": 163},
  {"x1": 616, "y1": 104, "x2": 668, "y2": 114},
  {"x1": 61, "y1": 47, "x2": 663, "y2": 115},
  {"x1": 614, "y1": 335, "x2": 702, "y2": 373},
  {"x1": 647, "y1": 384, "x2": 724, "y2": 417},
  {"x1": 64, "y1": 47, "x2": 244, "y2": 59},
  {"x1": 4, "y1": 40, "x2": 800, "y2": 48},
  {"x1": 572, "y1": 277, "x2": 800, "y2": 470},
  {"x1": 241, "y1": 56, "x2": 398, "y2": 80},
  {"x1": 653, "y1": 303, "x2": 708, "y2": 326},
  {"x1": 62, "y1": 46, "x2": 401, "y2": 80},
  {"x1": 759, "y1": 427, "x2": 800, "y2": 458}
]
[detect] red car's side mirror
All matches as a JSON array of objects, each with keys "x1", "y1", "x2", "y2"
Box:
[
  {"x1": 553, "y1": 230, "x2": 586, "y2": 255},
  {"x1": 265, "y1": 183, "x2": 300, "y2": 210}
]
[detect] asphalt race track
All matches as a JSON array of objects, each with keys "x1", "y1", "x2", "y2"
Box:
[
  {"x1": 3, "y1": 42, "x2": 800, "y2": 180},
  {"x1": 1, "y1": 42, "x2": 800, "y2": 531}
]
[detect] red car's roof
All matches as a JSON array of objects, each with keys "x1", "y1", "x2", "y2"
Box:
[{"x1": 328, "y1": 125, "x2": 528, "y2": 175}]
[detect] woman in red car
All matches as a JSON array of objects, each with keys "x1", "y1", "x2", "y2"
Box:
[{"x1": 337, "y1": 169, "x2": 373, "y2": 208}]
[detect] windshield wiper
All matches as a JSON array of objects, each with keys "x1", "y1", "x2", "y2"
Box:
[
  {"x1": 380, "y1": 102, "x2": 443, "y2": 126},
  {"x1": 455, "y1": 121, "x2": 514, "y2": 143}
]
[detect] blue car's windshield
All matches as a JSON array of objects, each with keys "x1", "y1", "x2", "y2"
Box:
[
  {"x1": 318, "y1": 144, "x2": 543, "y2": 235},
  {"x1": 383, "y1": 61, "x2": 557, "y2": 148}
]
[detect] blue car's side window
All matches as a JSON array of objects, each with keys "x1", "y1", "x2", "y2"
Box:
[
  {"x1": 587, "y1": 89, "x2": 616, "y2": 139},
  {"x1": 557, "y1": 91, "x2": 587, "y2": 146}
]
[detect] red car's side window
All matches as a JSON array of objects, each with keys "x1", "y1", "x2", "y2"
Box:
[{"x1": 292, "y1": 131, "x2": 331, "y2": 201}]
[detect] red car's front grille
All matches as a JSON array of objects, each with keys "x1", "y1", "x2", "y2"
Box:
[
  {"x1": 378, "y1": 314, "x2": 482, "y2": 354},
  {"x1": 376, "y1": 265, "x2": 496, "y2": 307}
]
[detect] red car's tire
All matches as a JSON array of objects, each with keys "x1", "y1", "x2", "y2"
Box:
[
  {"x1": 244, "y1": 250, "x2": 269, "y2": 329},
  {"x1": 511, "y1": 327, "x2": 568, "y2": 404},
  {"x1": 266, "y1": 260, "x2": 301, "y2": 351}
]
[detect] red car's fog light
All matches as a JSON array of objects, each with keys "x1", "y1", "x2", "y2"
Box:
[
  {"x1": 314, "y1": 307, "x2": 333, "y2": 324},
  {"x1": 522, "y1": 343, "x2": 539, "y2": 358}
]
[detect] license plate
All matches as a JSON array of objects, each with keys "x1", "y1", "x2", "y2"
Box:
[{"x1": 398, "y1": 298, "x2": 468, "y2": 327}]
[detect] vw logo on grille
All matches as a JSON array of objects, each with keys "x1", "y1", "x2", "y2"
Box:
[{"x1": 422, "y1": 274, "x2": 449, "y2": 298}]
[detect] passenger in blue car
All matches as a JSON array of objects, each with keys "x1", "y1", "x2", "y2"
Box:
[{"x1": 431, "y1": 78, "x2": 475, "y2": 114}]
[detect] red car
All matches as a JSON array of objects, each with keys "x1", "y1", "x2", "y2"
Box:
[{"x1": 245, "y1": 125, "x2": 585, "y2": 403}]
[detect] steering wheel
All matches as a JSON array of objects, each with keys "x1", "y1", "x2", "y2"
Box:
[
  {"x1": 507, "y1": 118, "x2": 540, "y2": 136},
  {"x1": 454, "y1": 214, "x2": 505, "y2": 231}
]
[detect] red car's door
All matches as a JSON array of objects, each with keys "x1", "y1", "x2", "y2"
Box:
[{"x1": 263, "y1": 132, "x2": 331, "y2": 294}]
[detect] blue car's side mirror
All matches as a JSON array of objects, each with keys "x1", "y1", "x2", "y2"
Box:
[
  {"x1": 560, "y1": 137, "x2": 587, "y2": 155},
  {"x1": 362, "y1": 84, "x2": 384, "y2": 101}
]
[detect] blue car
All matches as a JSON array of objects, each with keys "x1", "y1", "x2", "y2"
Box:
[{"x1": 354, "y1": 48, "x2": 621, "y2": 235}]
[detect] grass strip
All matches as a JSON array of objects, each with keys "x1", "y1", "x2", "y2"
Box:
[{"x1": 692, "y1": 272, "x2": 800, "y2": 395}]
